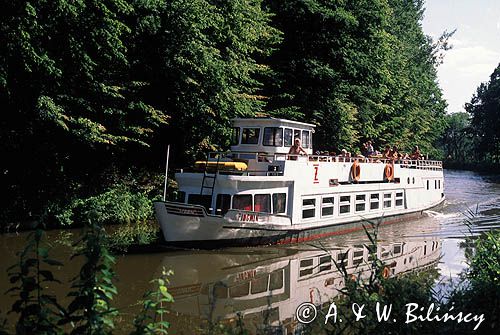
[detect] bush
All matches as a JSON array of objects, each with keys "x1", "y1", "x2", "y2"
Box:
[
  {"x1": 55, "y1": 185, "x2": 154, "y2": 227},
  {"x1": 107, "y1": 222, "x2": 160, "y2": 252}
]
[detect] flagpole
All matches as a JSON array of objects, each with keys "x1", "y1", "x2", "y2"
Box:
[{"x1": 163, "y1": 144, "x2": 170, "y2": 201}]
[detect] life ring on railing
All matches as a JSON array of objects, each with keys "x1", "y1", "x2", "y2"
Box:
[
  {"x1": 351, "y1": 160, "x2": 361, "y2": 182},
  {"x1": 384, "y1": 163, "x2": 394, "y2": 181},
  {"x1": 382, "y1": 266, "x2": 391, "y2": 279}
]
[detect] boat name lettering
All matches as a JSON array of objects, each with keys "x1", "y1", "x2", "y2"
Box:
[{"x1": 237, "y1": 212, "x2": 261, "y2": 222}]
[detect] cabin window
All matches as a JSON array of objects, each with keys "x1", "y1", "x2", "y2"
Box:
[
  {"x1": 272, "y1": 193, "x2": 287, "y2": 214},
  {"x1": 294, "y1": 129, "x2": 301, "y2": 141},
  {"x1": 187, "y1": 194, "x2": 212, "y2": 212},
  {"x1": 263, "y1": 127, "x2": 284, "y2": 147},
  {"x1": 284, "y1": 128, "x2": 293, "y2": 146},
  {"x1": 383, "y1": 193, "x2": 392, "y2": 208},
  {"x1": 355, "y1": 194, "x2": 366, "y2": 212},
  {"x1": 321, "y1": 196, "x2": 335, "y2": 217},
  {"x1": 302, "y1": 198, "x2": 316, "y2": 219},
  {"x1": 337, "y1": 251, "x2": 348, "y2": 266},
  {"x1": 407, "y1": 177, "x2": 410, "y2": 184},
  {"x1": 302, "y1": 131, "x2": 310, "y2": 148},
  {"x1": 339, "y1": 195, "x2": 351, "y2": 214},
  {"x1": 426, "y1": 180, "x2": 429, "y2": 190},
  {"x1": 353, "y1": 248, "x2": 364, "y2": 265},
  {"x1": 395, "y1": 192, "x2": 404, "y2": 207},
  {"x1": 319, "y1": 255, "x2": 332, "y2": 272},
  {"x1": 175, "y1": 191, "x2": 186, "y2": 203},
  {"x1": 254, "y1": 194, "x2": 271, "y2": 213},
  {"x1": 216, "y1": 194, "x2": 231, "y2": 215},
  {"x1": 231, "y1": 127, "x2": 240, "y2": 145},
  {"x1": 241, "y1": 128, "x2": 260, "y2": 144},
  {"x1": 232, "y1": 194, "x2": 253, "y2": 211},
  {"x1": 229, "y1": 282, "x2": 249, "y2": 298},
  {"x1": 412, "y1": 177, "x2": 415, "y2": 184},
  {"x1": 269, "y1": 269, "x2": 284, "y2": 290},
  {"x1": 370, "y1": 193, "x2": 380, "y2": 210},
  {"x1": 435, "y1": 180, "x2": 437, "y2": 189},
  {"x1": 438, "y1": 180, "x2": 441, "y2": 189},
  {"x1": 299, "y1": 258, "x2": 314, "y2": 277},
  {"x1": 393, "y1": 244, "x2": 402, "y2": 255},
  {"x1": 250, "y1": 276, "x2": 268, "y2": 294}
]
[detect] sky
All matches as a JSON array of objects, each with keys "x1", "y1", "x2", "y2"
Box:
[{"x1": 422, "y1": 0, "x2": 500, "y2": 113}]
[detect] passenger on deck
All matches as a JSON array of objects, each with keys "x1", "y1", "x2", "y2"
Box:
[
  {"x1": 366, "y1": 140, "x2": 375, "y2": 157},
  {"x1": 288, "y1": 138, "x2": 307, "y2": 159},
  {"x1": 382, "y1": 145, "x2": 391, "y2": 159},
  {"x1": 410, "y1": 145, "x2": 422, "y2": 160},
  {"x1": 392, "y1": 145, "x2": 401, "y2": 160}
]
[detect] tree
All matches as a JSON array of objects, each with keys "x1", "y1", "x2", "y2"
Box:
[{"x1": 466, "y1": 63, "x2": 500, "y2": 162}]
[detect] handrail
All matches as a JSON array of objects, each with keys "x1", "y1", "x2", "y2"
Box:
[{"x1": 206, "y1": 151, "x2": 442, "y2": 168}]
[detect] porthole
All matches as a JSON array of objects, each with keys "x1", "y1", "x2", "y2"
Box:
[
  {"x1": 407, "y1": 177, "x2": 410, "y2": 184},
  {"x1": 412, "y1": 177, "x2": 415, "y2": 184}
]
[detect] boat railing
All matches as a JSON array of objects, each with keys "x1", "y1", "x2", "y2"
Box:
[{"x1": 206, "y1": 151, "x2": 442, "y2": 169}]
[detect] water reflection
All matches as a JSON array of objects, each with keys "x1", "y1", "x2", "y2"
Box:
[{"x1": 157, "y1": 223, "x2": 441, "y2": 334}]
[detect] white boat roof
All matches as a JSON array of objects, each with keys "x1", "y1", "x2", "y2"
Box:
[{"x1": 232, "y1": 117, "x2": 316, "y2": 129}]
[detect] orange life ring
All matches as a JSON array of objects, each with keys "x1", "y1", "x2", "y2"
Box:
[
  {"x1": 382, "y1": 266, "x2": 391, "y2": 279},
  {"x1": 351, "y1": 160, "x2": 361, "y2": 182},
  {"x1": 384, "y1": 163, "x2": 394, "y2": 181}
]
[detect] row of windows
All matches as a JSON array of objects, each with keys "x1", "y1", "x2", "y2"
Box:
[
  {"x1": 426, "y1": 179, "x2": 442, "y2": 190},
  {"x1": 302, "y1": 191, "x2": 405, "y2": 220},
  {"x1": 188, "y1": 192, "x2": 287, "y2": 215},
  {"x1": 210, "y1": 269, "x2": 284, "y2": 298},
  {"x1": 231, "y1": 127, "x2": 312, "y2": 148}
]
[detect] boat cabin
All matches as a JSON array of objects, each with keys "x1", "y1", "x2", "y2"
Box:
[{"x1": 230, "y1": 118, "x2": 316, "y2": 155}]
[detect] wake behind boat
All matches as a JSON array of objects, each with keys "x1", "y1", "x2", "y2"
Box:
[{"x1": 154, "y1": 117, "x2": 444, "y2": 248}]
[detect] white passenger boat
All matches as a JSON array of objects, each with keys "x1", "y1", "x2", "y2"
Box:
[{"x1": 154, "y1": 117, "x2": 444, "y2": 247}]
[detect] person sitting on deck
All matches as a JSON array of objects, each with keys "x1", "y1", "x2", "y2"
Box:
[
  {"x1": 366, "y1": 140, "x2": 375, "y2": 157},
  {"x1": 410, "y1": 145, "x2": 422, "y2": 160},
  {"x1": 288, "y1": 138, "x2": 307, "y2": 159},
  {"x1": 392, "y1": 145, "x2": 401, "y2": 160},
  {"x1": 382, "y1": 145, "x2": 391, "y2": 159}
]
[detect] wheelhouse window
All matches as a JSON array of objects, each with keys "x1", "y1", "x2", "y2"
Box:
[
  {"x1": 241, "y1": 128, "x2": 260, "y2": 144},
  {"x1": 272, "y1": 193, "x2": 287, "y2": 214},
  {"x1": 355, "y1": 194, "x2": 366, "y2": 212},
  {"x1": 216, "y1": 194, "x2": 231, "y2": 215},
  {"x1": 231, "y1": 127, "x2": 240, "y2": 145},
  {"x1": 232, "y1": 194, "x2": 253, "y2": 211},
  {"x1": 294, "y1": 129, "x2": 301, "y2": 144},
  {"x1": 383, "y1": 193, "x2": 392, "y2": 208},
  {"x1": 254, "y1": 194, "x2": 271, "y2": 213},
  {"x1": 302, "y1": 198, "x2": 316, "y2": 219},
  {"x1": 370, "y1": 193, "x2": 380, "y2": 210},
  {"x1": 395, "y1": 192, "x2": 404, "y2": 207},
  {"x1": 263, "y1": 127, "x2": 284, "y2": 147},
  {"x1": 339, "y1": 195, "x2": 351, "y2": 214},
  {"x1": 187, "y1": 194, "x2": 212, "y2": 212},
  {"x1": 321, "y1": 196, "x2": 335, "y2": 217},
  {"x1": 302, "y1": 131, "x2": 310, "y2": 148},
  {"x1": 284, "y1": 128, "x2": 293, "y2": 146}
]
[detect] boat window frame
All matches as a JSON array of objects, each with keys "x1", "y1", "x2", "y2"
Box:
[
  {"x1": 321, "y1": 195, "x2": 335, "y2": 218},
  {"x1": 241, "y1": 127, "x2": 261, "y2": 145},
  {"x1": 232, "y1": 194, "x2": 253, "y2": 211},
  {"x1": 370, "y1": 193, "x2": 380, "y2": 210},
  {"x1": 339, "y1": 195, "x2": 351, "y2": 215},
  {"x1": 216, "y1": 193, "x2": 232, "y2": 216},
  {"x1": 263, "y1": 127, "x2": 284, "y2": 147},
  {"x1": 272, "y1": 193, "x2": 287, "y2": 214},
  {"x1": 302, "y1": 196, "x2": 317, "y2": 220},
  {"x1": 284, "y1": 128, "x2": 293, "y2": 147},
  {"x1": 383, "y1": 192, "x2": 392, "y2": 209},
  {"x1": 355, "y1": 194, "x2": 367, "y2": 213},
  {"x1": 302, "y1": 130, "x2": 311, "y2": 149},
  {"x1": 395, "y1": 191, "x2": 404, "y2": 208},
  {"x1": 254, "y1": 193, "x2": 271, "y2": 213}
]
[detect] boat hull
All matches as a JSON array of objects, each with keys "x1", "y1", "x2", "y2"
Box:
[{"x1": 154, "y1": 198, "x2": 444, "y2": 249}]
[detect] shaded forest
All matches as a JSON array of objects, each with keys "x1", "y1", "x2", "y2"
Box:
[{"x1": 0, "y1": 0, "x2": 495, "y2": 226}]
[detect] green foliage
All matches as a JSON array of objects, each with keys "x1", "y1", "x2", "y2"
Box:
[
  {"x1": 439, "y1": 112, "x2": 476, "y2": 162},
  {"x1": 130, "y1": 267, "x2": 174, "y2": 335},
  {"x1": 63, "y1": 221, "x2": 119, "y2": 335},
  {"x1": 466, "y1": 63, "x2": 500, "y2": 163},
  {"x1": 55, "y1": 185, "x2": 153, "y2": 227},
  {"x1": 6, "y1": 229, "x2": 63, "y2": 335},
  {"x1": 107, "y1": 222, "x2": 159, "y2": 252}
]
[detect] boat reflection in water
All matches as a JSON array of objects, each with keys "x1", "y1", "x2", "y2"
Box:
[{"x1": 163, "y1": 227, "x2": 441, "y2": 334}]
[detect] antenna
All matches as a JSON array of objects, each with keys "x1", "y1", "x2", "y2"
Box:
[{"x1": 163, "y1": 144, "x2": 170, "y2": 201}]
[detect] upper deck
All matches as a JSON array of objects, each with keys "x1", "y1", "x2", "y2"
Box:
[{"x1": 230, "y1": 117, "x2": 316, "y2": 155}]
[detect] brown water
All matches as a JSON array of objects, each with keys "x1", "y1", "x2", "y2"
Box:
[{"x1": 0, "y1": 169, "x2": 499, "y2": 334}]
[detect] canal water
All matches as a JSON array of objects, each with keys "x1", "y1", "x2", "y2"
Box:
[{"x1": 0, "y1": 169, "x2": 499, "y2": 334}]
